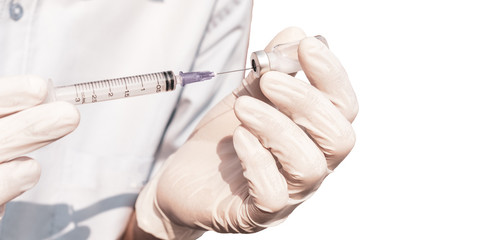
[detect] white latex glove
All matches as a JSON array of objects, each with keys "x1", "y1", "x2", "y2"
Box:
[
  {"x1": 132, "y1": 27, "x2": 358, "y2": 240},
  {"x1": 0, "y1": 75, "x2": 79, "y2": 220}
]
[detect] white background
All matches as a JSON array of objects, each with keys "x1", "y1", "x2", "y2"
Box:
[{"x1": 204, "y1": 0, "x2": 480, "y2": 239}]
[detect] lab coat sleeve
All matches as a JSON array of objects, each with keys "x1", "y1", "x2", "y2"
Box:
[
  {"x1": 134, "y1": 1, "x2": 253, "y2": 238},
  {"x1": 154, "y1": 0, "x2": 253, "y2": 165}
]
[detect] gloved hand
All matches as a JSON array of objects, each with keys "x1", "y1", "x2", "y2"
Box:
[
  {"x1": 0, "y1": 75, "x2": 80, "y2": 220},
  {"x1": 133, "y1": 27, "x2": 358, "y2": 240}
]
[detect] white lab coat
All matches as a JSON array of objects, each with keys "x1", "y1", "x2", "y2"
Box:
[{"x1": 0, "y1": 0, "x2": 252, "y2": 239}]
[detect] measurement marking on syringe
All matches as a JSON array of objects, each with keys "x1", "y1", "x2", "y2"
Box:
[
  {"x1": 155, "y1": 72, "x2": 161, "y2": 92},
  {"x1": 123, "y1": 77, "x2": 130, "y2": 97},
  {"x1": 80, "y1": 84, "x2": 86, "y2": 104},
  {"x1": 140, "y1": 74, "x2": 146, "y2": 91},
  {"x1": 91, "y1": 82, "x2": 97, "y2": 103},
  {"x1": 107, "y1": 80, "x2": 113, "y2": 97},
  {"x1": 74, "y1": 84, "x2": 80, "y2": 103},
  {"x1": 147, "y1": 74, "x2": 153, "y2": 89}
]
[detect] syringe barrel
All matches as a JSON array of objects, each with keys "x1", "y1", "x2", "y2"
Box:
[{"x1": 51, "y1": 71, "x2": 177, "y2": 105}]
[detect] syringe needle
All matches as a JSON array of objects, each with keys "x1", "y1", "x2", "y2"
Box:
[{"x1": 216, "y1": 68, "x2": 252, "y2": 75}]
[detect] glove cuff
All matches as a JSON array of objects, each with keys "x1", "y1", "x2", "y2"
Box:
[{"x1": 135, "y1": 171, "x2": 205, "y2": 240}]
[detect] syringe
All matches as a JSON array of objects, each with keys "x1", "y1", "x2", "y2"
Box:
[
  {"x1": 47, "y1": 34, "x2": 325, "y2": 105},
  {"x1": 46, "y1": 70, "x2": 245, "y2": 105}
]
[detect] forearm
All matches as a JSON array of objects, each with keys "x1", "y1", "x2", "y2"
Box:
[{"x1": 123, "y1": 211, "x2": 160, "y2": 240}]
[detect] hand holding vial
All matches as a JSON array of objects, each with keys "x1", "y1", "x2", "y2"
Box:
[{"x1": 131, "y1": 27, "x2": 359, "y2": 239}]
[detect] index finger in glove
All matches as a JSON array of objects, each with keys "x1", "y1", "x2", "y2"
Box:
[
  {"x1": 0, "y1": 75, "x2": 48, "y2": 118},
  {"x1": 0, "y1": 102, "x2": 80, "y2": 163},
  {"x1": 234, "y1": 96, "x2": 329, "y2": 202},
  {"x1": 298, "y1": 37, "x2": 359, "y2": 122},
  {"x1": 260, "y1": 71, "x2": 355, "y2": 170}
]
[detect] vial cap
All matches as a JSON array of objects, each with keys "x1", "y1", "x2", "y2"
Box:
[{"x1": 250, "y1": 50, "x2": 270, "y2": 79}]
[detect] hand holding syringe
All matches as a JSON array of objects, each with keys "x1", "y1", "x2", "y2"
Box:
[{"x1": 46, "y1": 35, "x2": 326, "y2": 105}]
